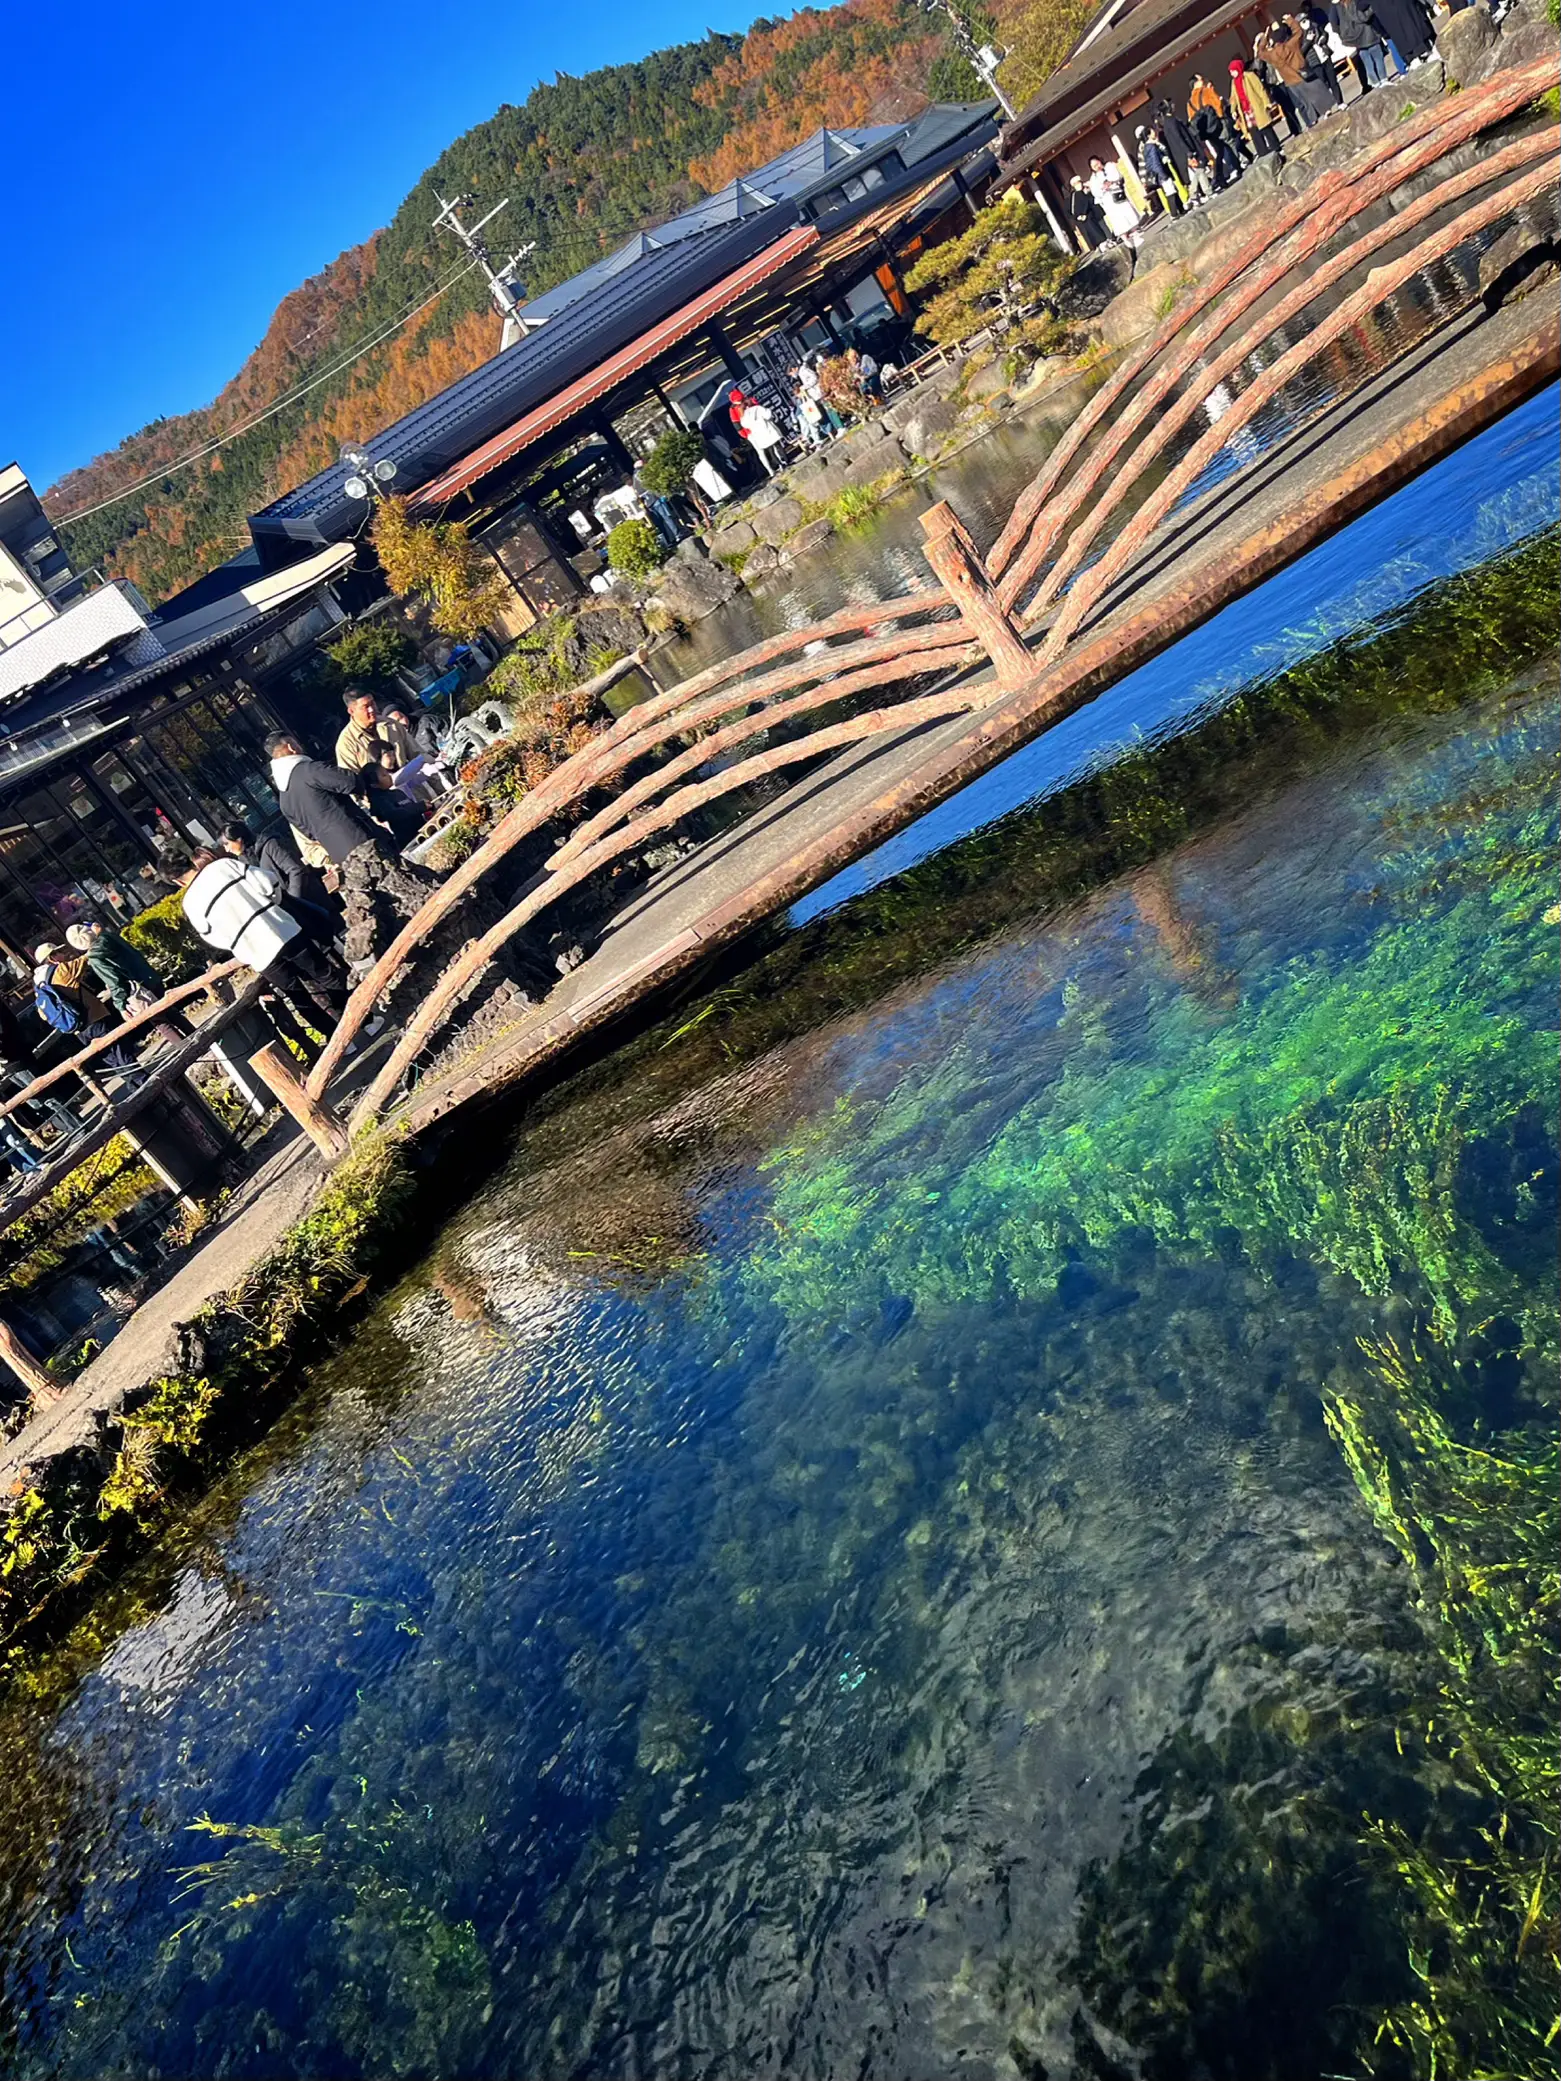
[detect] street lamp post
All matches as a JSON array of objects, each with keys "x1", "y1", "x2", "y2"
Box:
[{"x1": 340, "y1": 447, "x2": 399, "y2": 504}]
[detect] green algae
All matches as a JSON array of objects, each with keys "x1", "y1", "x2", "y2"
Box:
[
  {"x1": 0, "y1": 512, "x2": 1554, "y2": 2079},
  {"x1": 748, "y1": 693, "x2": 1557, "y2": 1349}
]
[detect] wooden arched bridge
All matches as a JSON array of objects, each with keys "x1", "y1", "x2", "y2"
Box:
[{"x1": 7, "y1": 54, "x2": 1558, "y2": 1216}]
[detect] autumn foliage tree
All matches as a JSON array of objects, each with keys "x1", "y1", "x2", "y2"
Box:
[
  {"x1": 903, "y1": 192, "x2": 1076, "y2": 357},
  {"x1": 371, "y1": 497, "x2": 507, "y2": 643}
]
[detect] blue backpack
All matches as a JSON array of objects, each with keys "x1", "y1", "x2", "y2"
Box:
[{"x1": 34, "y1": 976, "x2": 81, "y2": 1035}]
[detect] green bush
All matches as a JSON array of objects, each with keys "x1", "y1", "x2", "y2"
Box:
[
  {"x1": 123, "y1": 889, "x2": 203, "y2": 983},
  {"x1": 638, "y1": 428, "x2": 705, "y2": 498},
  {"x1": 324, "y1": 619, "x2": 416, "y2": 689},
  {"x1": 606, "y1": 518, "x2": 666, "y2": 580}
]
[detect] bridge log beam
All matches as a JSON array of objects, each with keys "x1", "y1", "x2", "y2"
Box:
[
  {"x1": 918, "y1": 504, "x2": 1031, "y2": 686},
  {"x1": 248, "y1": 1044, "x2": 350, "y2": 1159}
]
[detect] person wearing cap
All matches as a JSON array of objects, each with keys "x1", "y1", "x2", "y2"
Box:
[
  {"x1": 65, "y1": 920, "x2": 164, "y2": 1019},
  {"x1": 31, "y1": 941, "x2": 139, "y2": 1070}
]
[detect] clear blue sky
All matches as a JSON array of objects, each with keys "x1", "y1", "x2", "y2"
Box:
[{"x1": 2, "y1": 0, "x2": 752, "y2": 492}]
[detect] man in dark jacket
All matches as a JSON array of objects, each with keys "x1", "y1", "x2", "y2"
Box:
[
  {"x1": 221, "y1": 819, "x2": 310, "y2": 903},
  {"x1": 265, "y1": 732, "x2": 433, "y2": 974}
]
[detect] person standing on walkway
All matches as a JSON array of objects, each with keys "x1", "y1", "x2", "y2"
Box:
[
  {"x1": 1298, "y1": 4, "x2": 1346, "y2": 104},
  {"x1": 1154, "y1": 100, "x2": 1213, "y2": 206},
  {"x1": 63, "y1": 919, "x2": 163, "y2": 1020},
  {"x1": 1367, "y1": 0, "x2": 1434, "y2": 70},
  {"x1": 795, "y1": 382, "x2": 827, "y2": 447},
  {"x1": 1332, "y1": 0, "x2": 1390, "y2": 86},
  {"x1": 266, "y1": 733, "x2": 434, "y2": 977},
  {"x1": 739, "y1": 397, "x2": 786, "y2": 476},
  {"x1": 1137, "y1": 124, "x2": 1184, "y2": 216},
  {"x1": 1089, "y1": 156, "x2": 1142, "y2": 243},
  {"x1": 1227, "y1": 59, "x2": 1283, "y2": 158},
  {"x1": 1255, "y1": 18, "x2": 1315, "y2": 129},
  {"x1": 266, "y1": 731, "x2": 554, "y2": 999},
  {"x1": 31, "y1": 943, "x2": 137, "y2": 1069},
  {"x1": 334, "y1": 688, "x2": 421, "y2": 846},
  {"x1": 180, "y1": 849, "x2": 347, "y2": 1066},
  {"x1": 221, "y1": 821, "x2": 314, "y2": 906},
  {"x1": 1068, "y1": 173, "x2": 1110, "y2": 249},
  {"x1": 1188, "y1": 74, "x2": 1247, "y2": 185}
]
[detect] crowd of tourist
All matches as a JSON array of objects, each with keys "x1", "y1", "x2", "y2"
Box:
[
  {"x1": 1, "y1": 683, "x2": 484, "y2": 1186},
  {"x1": 1064, "y1": 0, "x2": 1440, "y2": 249}
]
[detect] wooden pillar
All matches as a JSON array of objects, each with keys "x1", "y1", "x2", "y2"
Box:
[
  {"x1": 918, "y1": 503, "x2": 1033, "y2": 687},
  {"x1": 248, "y1": 1043, "x2": 350, "y2": 1158},
  {"x1": 0, "y1": 1318, "x2": 65, "y2": 1405},
  {"x1": 704, "y1": 320, "x2": 749, "y2": 383}
]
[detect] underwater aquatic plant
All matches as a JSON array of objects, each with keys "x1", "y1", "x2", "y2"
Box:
[{"x1": 1328, "y1": 1335, "x2": 1560, "y2": 2080}]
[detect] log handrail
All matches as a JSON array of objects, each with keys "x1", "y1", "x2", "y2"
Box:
[
  {"x1": 0, "y1": 961, "x2": 245, "y2": 1125},
  {"x1": 1024, "y1": 127, "x2": 1559, "y2": 630},
  {"x1": 997, "y1": 74, "x2": 1560, "y2": 613},
  {"x1": 351, "y1": 680, "x2": 990, "y2": 1128},
  {"x1": 1041, "y1": 157, "x2": 1558, "y2": 659},
  {"x1": 985, "y1": 54, "x2": 1558, "y2": 588},
  {"x1": 303, "y1": 607, "x2": 961, "y2": 1094},
  {"x1": 319, "y1": 60, "x2": 1557, "y2": 1131},
  {"x1": 544, "y1": 622, "x2": 980, "y2": 869},
  {"x1": 547, "y1": 642, "x2": 982, "y2": 868},
  {"x1": 0, "y1": 977, "x2": 268, "y2": 1237}
]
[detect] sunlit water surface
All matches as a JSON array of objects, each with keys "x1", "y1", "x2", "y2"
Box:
[{"x1": 0, "y1": 391, "x2": 1555, "y2": 2081}]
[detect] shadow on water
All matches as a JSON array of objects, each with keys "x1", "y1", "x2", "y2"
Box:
[{"x1": 0, "y1": 394, "x2": 1556, "y2": 2080}]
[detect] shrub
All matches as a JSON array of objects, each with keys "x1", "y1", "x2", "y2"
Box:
[
  {"x1": 123, "y1": 890, "x2": 203, "y2": 983},
  {"x1": 606, "y1": 518, "x2": 667, "y2": 580},
  {"x1": 638, "y1": 428, "x2": 705, "y2": 498},
  {"x1": 904, "y1": 191, "x2": 1075, "y2": 348},
  {"x1": 324, "y1": 620, "x2": 415, "y2": 689},
  {"x1": 817, "y1": 353, "x2": 872, "y2": 421}
]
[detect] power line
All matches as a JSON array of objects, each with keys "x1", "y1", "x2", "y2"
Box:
[{"x1": 52, "y1": 256, "x2": 485, "y2": 527}]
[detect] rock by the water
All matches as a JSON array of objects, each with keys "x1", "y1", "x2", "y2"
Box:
[
  {"x1": 750, "y1": 494, "x2": 806, "y2": 544},
  {"x1": 890, "y1": 395, "x2": 961, "y2": 460},
  {"x1": 743, "y1": 541, "x2": 784, "y2": 580},
  {"x1": 782, "y1": 516, "x2": 837, "y2": 558},
  {"x1": 1056, "y1": 245, "x2": 1134, "y2": 317},
  {"x1": 1436, "y1": 0, "x2": 1497, "y2": 82},
  {"x1": 646, "y1": 554, "x2": 741, "y2": 623}
]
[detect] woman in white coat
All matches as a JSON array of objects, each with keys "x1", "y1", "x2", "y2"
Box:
[{"x1": 1088, "y1": 155, "x2": 1142, "y2": 243}]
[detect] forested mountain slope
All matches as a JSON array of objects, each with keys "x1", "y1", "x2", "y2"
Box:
[{"x1": 46, "y1": 0, "x2": 1080, "y2": 603}]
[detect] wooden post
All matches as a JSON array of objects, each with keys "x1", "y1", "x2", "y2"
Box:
[
  {"x1": 0, "y1": 1318, "x2": 65, "y2": 1405},
  {"x1": 918, "y1": 502, "x2": 1033, "y2": 687},
  {"x1": 248, "y1": 1043, "x2": 350, "y2": 1159}
]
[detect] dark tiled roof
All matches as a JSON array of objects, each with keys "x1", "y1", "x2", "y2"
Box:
[
  {"x1": 250, "y1": 214, "x2": 791, "y2": 547},
  {"x1": 249, "y1": 104, "x2": 997, "y2": 552}
]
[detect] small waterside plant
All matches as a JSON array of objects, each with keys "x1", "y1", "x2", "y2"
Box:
[{"x1": 0, "y1": 1135, "x2": 416, "y2": 1669}]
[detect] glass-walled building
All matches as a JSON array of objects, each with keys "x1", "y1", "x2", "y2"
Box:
[
  {"x1": 0, "y1": 512, "x2": 353, "y2": 972},
  {"x1": 0, "y1": 674, "x2": 290, "y2": 963}
]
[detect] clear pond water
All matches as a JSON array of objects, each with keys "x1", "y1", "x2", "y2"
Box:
[{"x1": 0, "y1": 391, "x2": 1556, "y2": 2080}]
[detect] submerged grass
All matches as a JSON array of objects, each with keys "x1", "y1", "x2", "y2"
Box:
[{"x1": 0, "y1": 1136, "x2": 416, "y2": 1673}]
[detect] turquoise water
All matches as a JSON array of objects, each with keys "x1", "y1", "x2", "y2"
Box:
[{"x1": 0, "y1": 401, "x2": 1556, "y2": 2078}]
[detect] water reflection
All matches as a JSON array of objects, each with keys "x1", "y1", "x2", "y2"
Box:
[{"x1": 0, "y1": 404, "x2": 1555, "y2": 2080}]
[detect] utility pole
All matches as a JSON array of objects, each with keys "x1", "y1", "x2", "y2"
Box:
[
  {"x1": 432, "y1": 194, "x2": 539, "y2": 349},
  {"x1": 914, "y1": 0, "x2": 1018, "y2": 120}
]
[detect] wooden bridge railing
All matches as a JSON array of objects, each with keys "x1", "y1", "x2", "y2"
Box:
[
  {"x1": 0, "y1": 961, "x2": 244, "y2": 1130},
  {"x1": 0, "y1": 975, "x2": 267, "y2": 1236},
  {"x1": 272, "y1": 54, "x2": 1555, "y2": 1138}
]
